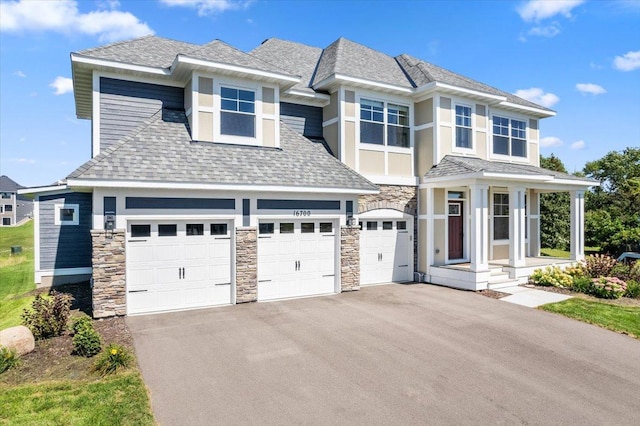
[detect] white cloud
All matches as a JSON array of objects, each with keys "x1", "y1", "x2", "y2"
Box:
[
  {"x1": 528, "y1": 23, "x2": 561, "y2": 37},
  {"x1": 571, "y1": 140, "x2": 586, "y2": 150},
  {"x1": 50, "y1": 76, "x2": 73, "y2": 95},
  {"x1": 13, "y1": 70, "x2": 26, "y2": 78},
  {"x1": 0, "y1": 0, "x2": 153, "y2": 42},
  {"x1": 589, "y1": 61, "x2": 603, "y2": 70},
  {"x1": 540, "y1": 136, "x2": 563, "y2": 148},
  {"x1": 11, "y1": 158, "x2": 36, "y2": 164},
  {"x1": 613, "y1": 50, "x2": 640, "y2": 71},
  {"x1": 514, "y1": 87, "x2": 560, "y2": 108},
  {"x1": 576, "y1": 83, "x2": 606, "y2": 95},
  {"x1": 159, "y1": 0, "x2": 252, "y2": 16},
  {"x1": 517, "y1": 0, "x2": 584, "y2": 22}
]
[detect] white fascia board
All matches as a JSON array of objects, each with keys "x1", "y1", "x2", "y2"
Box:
[
  {"x1": 174, "y1": 55, "x2": 300, "y2": 84},
  {"x1": 498, "y1": 101, "x2": 556, "y2": 118},
  {"x1": 313, "y1": 74, "x2": 413, "y2": 94},
  {"x1": 480, "y1": 172, "x2": 553, "y2": 182},
  {"x1": 548, "y1": 178, "x2": 599, "y2": 187},
  {"x1": 419, "y1": 173, "x2": 482, "y2": 187},
  {"x1": 66, "y1": 179, "x2": 379, "y2": 195},
  {"x1": 71, "y1": 54, "x2": 170, "y2": 76},
  {"x1": 414, "y1": 82, "x2": 507, "y2": 103},
  {"x1": 18, "y1": 184, "x2": 69, "y2": 195},
  {"x1": 285, "y1": 89, "x2": 330, "y2": 100}
]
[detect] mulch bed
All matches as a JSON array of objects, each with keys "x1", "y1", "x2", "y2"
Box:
[{"x1": 478, "y1": 289, "x2": 509, "y2": 299}]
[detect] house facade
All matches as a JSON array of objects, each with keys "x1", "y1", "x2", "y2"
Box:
[
  {"x1": 21, "y1": 36, "x2": 595, "y2": 316},
  {"x1": 1, "y1": 175, "x2": 33, "y2": 226}
]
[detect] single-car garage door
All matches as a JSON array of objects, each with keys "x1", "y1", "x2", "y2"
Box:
[
  {"x1": 126, "y1": 221, "x2": 232, "y2": 315},
  {"x1": 257, "y1": 220, "x2": 337, "y2": 301},
  {"x1": 360, "y1": 219, "x2": 412, "y2": 285}
]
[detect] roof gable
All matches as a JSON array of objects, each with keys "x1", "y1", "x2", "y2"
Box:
[{"x1": 0, "y1": 175, "x2": 24, "y2": 192}]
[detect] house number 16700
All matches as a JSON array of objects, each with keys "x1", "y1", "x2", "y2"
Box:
[{"x1": 293, "y1": 210, "x2": 311, "y2": 217}]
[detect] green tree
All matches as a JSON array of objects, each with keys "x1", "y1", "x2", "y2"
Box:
[
  {"x1": 539, "y1": 154, "x2": 570, "y2": 250},
  {"x1": 584, "y1": 147, "x2": 640, "y2": 255}
]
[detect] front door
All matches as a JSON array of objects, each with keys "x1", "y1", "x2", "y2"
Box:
[{"x1": 448, "y1": 201, "x2": 463, "y2": 260}]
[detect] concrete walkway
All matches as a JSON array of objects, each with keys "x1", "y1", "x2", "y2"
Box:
[{"x1": 499, "y1": 285, "x2": 572, "y2": 308}]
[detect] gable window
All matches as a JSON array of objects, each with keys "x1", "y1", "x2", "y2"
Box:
[
  {"x1": 1, "y1": 193, "x2": 11, "y2": 199},
  {"x1": 54, "y1": 204, "x2": 79, "y2": 226},
  {"x1": 493, "y1": 116, "x2": 527, "y2": 158},
  {"x1": 220, "y1": 87, "x2": 255, "y2": 138},
  {"x1": 493, "y1": 194, "x2": 509, "y2": 240},
  {"x1": 455, "y1": 105, "x2": 472, "y2": 149},
  {"x1": 360, "y1": 98, "x2": 410, "y2": 148}
]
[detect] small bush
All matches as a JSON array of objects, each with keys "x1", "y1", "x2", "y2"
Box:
[
  {"x1": 582, "y1": 254, "x2": 617, "y2": 278},
  {"x1": 93, "y1": 344, "x2": 133, "y2": 376},
  {"x1": 611, "y1": 263, "x2": 631, "y2": 281},
  {"x1": 71, "y1": 316, "x2": 93, "y2": 334},
  {"x1": 0, "y1": 346, "x2": 20, "y2": 374},
  {"x1": 72, "y1": 327, "x2": 102, "y2": 358},
  {"x1": 629, "y1": 261, "x2": 640, "y2": 282},
  {"x1": 564, "y1": 264, "x2": 586, "y2": 279},
  {"x1": 22, "y1": 292, "x2": 72, "y2": 340},
  {"x1": 624, "y1": 280, "x2": 640, "y2": 299},
  {"x1": 529, "y1": 266, "x2": 573, "y2": 288},
  {"x1": 591, "y1": 277, "x2": 627, "y2": 299},
  {"x1": 571, "y1": 276, "x2": 593, "y2": 294}
]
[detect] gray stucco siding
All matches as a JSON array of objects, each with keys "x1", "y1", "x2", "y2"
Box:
[
  {"x1": 39, "y1": 192, "x2": 92, "y2": 270},
  {"x1": 100, "y1": 77, "x2": 184, "y2": 151},
  {"x1": 280, "y1": 102, "x2": 322, "y2": 137}
]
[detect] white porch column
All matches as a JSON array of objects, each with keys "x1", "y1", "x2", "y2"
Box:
[
  {"x1": 469, "y1": 184, "x2": 489, "y2": 272},
  {"x1": 570, "y1": 190, "x2": 585, "y2": 261},
  {"x1": 509, "y1": 186, "x2": 526, "y2": 267},
  {"x1": 425, "y1": 187, "x2": 435, "y2": 277}
]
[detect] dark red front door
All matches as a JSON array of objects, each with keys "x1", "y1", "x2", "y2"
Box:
[{"x1": 448, "y1": 201, "x2": 463, "y2": 260}]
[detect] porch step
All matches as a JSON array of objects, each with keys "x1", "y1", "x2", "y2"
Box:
[
  {"x1": 488, "y1": 270, "x2": 510, "y2": 282},
  {"x1": 487, "y1": 279, "x2": 521, "y2": 290}
]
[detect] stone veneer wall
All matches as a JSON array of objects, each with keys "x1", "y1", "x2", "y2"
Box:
[
  {"x1": 359, "y1": 185, "x2": 418, "y2": 270},
  {"x1": 236, "y1": 227, "x2": 258, "y2": 303},
  {"x1": 340, "y1": 226, "x2": 360, "y2": 291},
  {"x1": 91, "y1": 229, "x2": 126, "y2": 318}
]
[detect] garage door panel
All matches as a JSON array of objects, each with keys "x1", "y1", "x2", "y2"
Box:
[
  {"x1": 127, "y1": 268, "x2": 155, "y2": 288},
  {"x1": 360, "y1": 219, "x2": 412, "y2": 286},
  {"x1": 183, "y1": 242, "x2": 209, "y2": 260},
  {"x1": 127, "y1": 244, "x2": 154, "y2": 263},
  {"x1": 156, "y1": 244, "x2": 182, "y2": 262}
]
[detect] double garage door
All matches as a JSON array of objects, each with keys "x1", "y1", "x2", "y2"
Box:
[
  {"x1": 126, "y1": 221, "x2": 232, "y2": 315},
  {"x1": 360, "y1": 219, "x2": 412, "y2": 285}
]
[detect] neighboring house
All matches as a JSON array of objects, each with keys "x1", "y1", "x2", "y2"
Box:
[
  {"x1": 0, "y1": 175, "x2": 33, "y2": 226},
  {"x1": 20, "y1": 36, "x2": 596, "y2": 317}
]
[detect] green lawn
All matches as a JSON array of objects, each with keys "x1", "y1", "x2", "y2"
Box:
[
  {"x1": 0, "y1": 372, "x2": 154, "y2": 425},
  {"x1": 0, "y1": 220, "x2": 36, "y2": 329},
  {"x1": 540, "y1": 298, "x2": 640, "y2": 338},
  {"x1": 540, "y1": 246, "x2": 600, "y2": 258}
]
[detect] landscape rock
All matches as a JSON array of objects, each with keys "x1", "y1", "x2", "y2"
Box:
[{"x1": 0, "y1": 325, "x2": 35, "y2": 355}]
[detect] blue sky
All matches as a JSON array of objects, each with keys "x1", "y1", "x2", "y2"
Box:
[{"x1": 1, "y1": 0, "x2": 638, "y2": 187}]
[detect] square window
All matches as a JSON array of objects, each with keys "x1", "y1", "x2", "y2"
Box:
[
  {"x1": 259, "y1": 223, "x2": 274, "y2": 234},
  {"x1": 366, "y1": 221, "x2": 377, "y2": 231},
  {"x1": 448, "y1": 203, "x2": 461, "y2": 216},
  {"x1": 383, "y1": 221, "x2": 393, "y2": 230},
  {"x1": 158, "y1": 224, "x2": 177, "y2": 237},
  {"x1": 211, "y1": 223, "x2": 228, "y2": 236},
  {"x1": 319, "y1": 222, "x2": 333, "y2": 233},
  {"x1": 2, "y1": 218, "x2": 10, "y2": 226},
  {"x1": 280, "y1": 223, "x2": 294, "y2": 234},
  {"x1": 1, "y1": 193, "x2": 10, "y2": 199},
  {"x1": 5, "y1": 204, "x2": 14, "y2": 213},
  {"x1": 301, "y1": 223, "x2": 315, "y2": 233},
  {"x1": 55, "y1": 204, "x2": 78, "y2": 225},
  {"x1": 397, "y1": 221, "x2": 407, "y2": 230},
  {"x1": 186, "y1": 224, "x2": 204, "y2": 236},
  {"x1": 131, "y1": 224, "x2": 150, "y2": 237}
]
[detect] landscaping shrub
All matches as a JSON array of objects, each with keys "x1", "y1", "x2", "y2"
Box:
[
  {"x1": 93, "y1": 344, "x2": 133, "y2": 376},
  {"x1": 21, "y1": 292, "x2": 72, "y2": 340},
  {"x1": 571, "y1": 276, "x2": 593, "y2": 294},
  {"x1": 591, "y1": 277, "x2": 627, "y2": 299},
  {"x1": 0, "y1": 346, "x2": 20, "y2": 374},
  {"x1": 564, "y1": 264, "x2": 586, "y2": 279},
  {"x1": 582, "y1": 254, "x2": 617, "y2": 278},
  {"x1": 71, "y1": 317, "x2": 102, "y2": 357},
  {"x1": 529, "y1": 266, "x2": 573, "y2": 288},
  {"x1": 624, "y1": 280, "x2": 640, "y2": 299},
  {"x1": 629, "y1": 261, "x2": 640, "y2": 282},
  {"x1": 611, "y1": 263, "x2": 631, "y2": 281}
]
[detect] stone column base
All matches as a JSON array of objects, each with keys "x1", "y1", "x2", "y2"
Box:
[
  {"x1": 236, "y1": 227, "x2": 258, "y2": 303},
  {"x1": 91, "y1": 229, "x2": 126, "y2": 318},
  {"x1": 340, "y1": 226, "x2": 360, "y2": 292}
]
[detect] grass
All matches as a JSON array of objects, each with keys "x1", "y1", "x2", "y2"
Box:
[
  {"x1": 0, "y1": 220, "x2": 36, "y2": 329},
  {"x1": 540, "y1": 246, "x2": 600, "y2": 259},
  {"x1": 0, "y1": 372, "x2": 155, "y2": 425},
  {"x1": 540, "y1": 298, "x2": 640, "y2": 338}
]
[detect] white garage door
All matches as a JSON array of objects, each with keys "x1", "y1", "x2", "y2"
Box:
[
  {"x1": 360, "y1": 219, "x2": 412, "y2": 285},
  {"x1": 257, "y1": 220, "x2": 336, "y2": 301},
  {"x1": 126, "y1": 221, "x2": 232, "y2": 315}
]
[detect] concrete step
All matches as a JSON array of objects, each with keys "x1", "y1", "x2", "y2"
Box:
[
  {"x1": 488, "y1": 271, "x2": 510, "y2": 283},
  {"x1": 488, "y1": 279, "x2": 521, "y2": 290}
]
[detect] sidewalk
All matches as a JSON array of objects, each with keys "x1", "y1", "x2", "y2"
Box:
[{"x1": 498, "y1": 286, "x2": 572, "y2": 308}]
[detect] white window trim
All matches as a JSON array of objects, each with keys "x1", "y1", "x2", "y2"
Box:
[
  {"x1": 55, "y1": 204, "x2": 79, "y2": 226},
  {"x1": 452, "y1": 102, "x2": 474, "y2": 154},
  {"x1": 356, "y1": 94, "x2": 412, "y2": 150},
  {"x1": 492, "y1": 192, "x2": 509, "y2": 242},
  {"x1": 488, "y1": 111, "x2": 530, "y2": 163}
]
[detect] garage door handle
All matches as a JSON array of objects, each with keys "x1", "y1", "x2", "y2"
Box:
[
  {"x1": 128, "y1": 289, "x2": 148, "y2": 293},
  {"x1": 215, "y1": 237, "x2": 231, "y2": 240},
  {"x1": 258, "y1": 279, "x2": 272, "y2": 283},
  {"x1": 322, "y1": 234, "x2": 335, "y2": 237},
  {"x1": 182, "y1": 267, "x2": 185, "y2": 279},
  {"x1": 399, "y1": 265, "x2": 408, "y2": 267},
  {"x1": 258, "y1": 236, "x2": 272, "y2": 239},
  {"x1": 322, "y1": 274, "x2": 335, "y2": 277},
  {"x1": 398, "y1": 231, "x2": 408, "y2": 234},
  {"x1": 214, "y1": 282, "x2": 231, "y2": 286},
  {"x1": 128, "y1": 239, "x2": 147, "y2": 242}
]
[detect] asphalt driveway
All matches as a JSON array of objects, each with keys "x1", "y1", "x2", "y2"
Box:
[{"x1": 127, "y1": 284, "x2": 640, "y2": 425}]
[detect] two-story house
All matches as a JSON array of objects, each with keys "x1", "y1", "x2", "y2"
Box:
[
  {"x1": 1, "y1": 175, "x2": 33, "y2": 226},
  {"x1": 21, "y1": 36, "x2": 595, "y2": 317}
]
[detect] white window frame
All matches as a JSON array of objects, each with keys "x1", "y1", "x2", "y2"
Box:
[
  {"x1": 489, "y1": 112, "x2": 529, "y2": 162},
  {"x1": 4, "y1": 204, "x2": 13, "y2": 213},
  {"x1": 492, "y1": 193, "x2": 509, "y2": 242},
  {"x1": 54, "y1": 204, "x2": 79, "y2": 226},
  {"x1": 212, "y1": 77, "x2": 263, "y2": 146},
  {"x1": 358, "y1": 96, "x2": 412, "y2": 150},
  {"x1": 453, "y1": 103, "x2": 473, "y2": 152}
]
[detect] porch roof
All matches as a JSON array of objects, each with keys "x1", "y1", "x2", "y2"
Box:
[{"x1": 422, "y1": 155, "x2": 598, "y2": 188}]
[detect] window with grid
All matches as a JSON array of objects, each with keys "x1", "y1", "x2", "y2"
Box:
[
  {"x1": 455, "y1": 105, "x2": 472, "y2": 148},
  {"x1": 493, "y1": 116, "x2": 527, "y2": 158},
  {"x1": 387, "y1": 104, "x2": 410, "y2": 147},
  {"x1": 220, "y1": 87, "x2": 255, "y2": 137},
  {"x1": 360, "y1": 99, "x2": 384, "y2": 145},
  {"x1": 360, "y1": 99, "x2": 410, "y2": 147},
  {"x1": 493, "y1": 193, "x2": 509, "y2": 240}
]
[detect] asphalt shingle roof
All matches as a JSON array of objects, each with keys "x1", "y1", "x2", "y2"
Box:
[
  {"x1": 68, "y1": 109, "x2": 377, "y2": 192},
  {"x1": 424, "y1": 155, "x2": 592, "y2": 182},
  {"x1": 0, "y1": 175, "x2": 24, "y2": 192}
]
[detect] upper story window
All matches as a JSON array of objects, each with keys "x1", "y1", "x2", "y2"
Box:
[
  {"x1": 493, "y1": 116, "x2": 527, "y2": 158},
  {"x1": 455, "y1": 105, "x2": 472, "y2": 149},
  {"x1": 220, "y1": 87, "x2": 255, "y2": 138},
  {"x1": 360, "y1": 99, "x2": 410, "y2": 148},
  {"x1": 1, "y1": 192, "x2": 11, "y2": 199}
]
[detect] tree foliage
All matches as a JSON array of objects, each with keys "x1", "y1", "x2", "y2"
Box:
[
  {"x1": 584, "y1": 147, "x2": 640, "y2": 255},
  {"x1": 540, "y1": 154, "x2": 570, "y2": 250}
]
